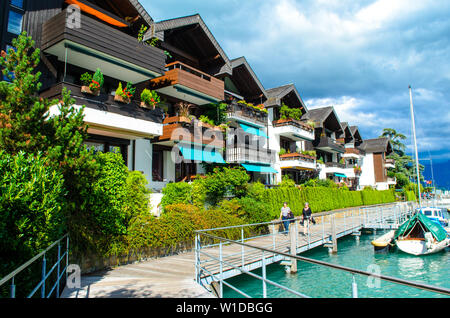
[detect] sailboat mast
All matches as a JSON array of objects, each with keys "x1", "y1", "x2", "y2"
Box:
[{"x1": 409, "y1": 85, "x2": 422, "y2": 207}]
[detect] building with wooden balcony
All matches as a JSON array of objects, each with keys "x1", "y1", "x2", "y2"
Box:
[
  {"x1": 7, "y1": 0, "x2": 168, "y2": 187},
  {"x1": 359, "y1": 137, "x2": 395, "y2": 190}
]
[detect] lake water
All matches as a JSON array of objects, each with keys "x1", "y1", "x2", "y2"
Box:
[{"x1": 223, "y1": 228, "x2": 450, "y2": 298}]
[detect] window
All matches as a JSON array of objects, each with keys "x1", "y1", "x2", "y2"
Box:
[
  {"x1": 152, "y1": 150, "x2": 164, "y2": 182},
  {"x1": 10, "y1": 0, "x2": 24, "y2": 9},
  {"x1": 7, "y1": 11, "x2": 23, "y2": 35}
]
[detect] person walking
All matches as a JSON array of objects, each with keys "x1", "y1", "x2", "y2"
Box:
[
  {"x1": 279, "y1": 202, "x2": 292, "y2": 235},
  {"x1": 302, "y1": 202, "x2": 313, "y2": 235}
]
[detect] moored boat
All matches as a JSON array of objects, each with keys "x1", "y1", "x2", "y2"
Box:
[
  {"x1": 394, "y1": 213, "x2": 450, "y2": 256},
  {"x1": 371, "y1": 230, "x2": 396, "y2": 253},
  {"x1": 416, "y1": 207, "x2": 448, "y2": 227}
]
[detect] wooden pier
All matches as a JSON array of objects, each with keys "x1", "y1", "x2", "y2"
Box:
[{"x1": 62, "y1": 202, "x2": 415, "y2": 298}]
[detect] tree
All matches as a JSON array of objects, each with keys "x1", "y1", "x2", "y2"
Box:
[{"x1": 379, "y1": 128, "x2": 406, "y2": 156}]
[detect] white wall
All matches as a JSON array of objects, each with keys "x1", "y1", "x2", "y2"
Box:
[
  {"x1": 134, "y1": 139, "x2": 152, "y2": 184},
  {"x1": 359, "y1": 153, "x2": 375, "y2": 188}
]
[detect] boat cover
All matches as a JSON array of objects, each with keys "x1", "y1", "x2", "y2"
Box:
[{"x1": 394, "y1": 213, "x2": 448, "y2": 242}]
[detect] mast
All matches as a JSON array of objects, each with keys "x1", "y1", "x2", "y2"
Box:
[{"x1": 409, "y1": 85, "x2": 422, "y2": 207}]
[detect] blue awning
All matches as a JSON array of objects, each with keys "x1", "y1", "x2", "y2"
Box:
[
  {"x1": 335, "y1": 173, "x2": 347, "y2": 178},
  {"x1": 242, "y1": 163, "x2": 277, "y2": 174},
  {"x1": 239, "y1": 123, "x2": 268, "y2": 138},
  {"x1": 179, "y1": 145, "x2": 225, "y2": 164}
]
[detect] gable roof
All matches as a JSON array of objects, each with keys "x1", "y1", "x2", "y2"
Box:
[
  {"x1": 303, "y1": 106, "x2": 343, "y2": 133},
  {"x1": 350, "y1": 126, "x2": 363, "y2": 142},
  {"x1": 340, "y1": 122, "x2": 353, "y2": 140},
  {"x1": 360, "y1": 137, "x2": 393, "y2": 154},
  {"x1": 226, "y1": 56, "x2": 267, "y2": 101},
  {"x1": 144, "y1": 14, "x2": 232, "y2": 75},
  {"x1": 265, "y1": 84, "x2": 307, "y2": 112}
]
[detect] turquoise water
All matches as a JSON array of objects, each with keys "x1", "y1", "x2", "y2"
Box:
[{"x1": 223, "y1": 229, "x2": 450, "y2": 298}]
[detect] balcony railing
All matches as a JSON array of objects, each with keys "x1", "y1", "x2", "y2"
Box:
[
  {"x1": 385, "y1": 159, "x2": 396, "y2": 168},
  {"x1": 40, "y1": 82, "x2": 164, "y2": 124},
  {"x1": 324, "y1": 162, "x2": 346, "y2": 169},
  {"x1": 226, "y1": 146, "x2": 276, "y2": 165},
  {"x1": 272, "y1": 118, "x2": 315, "y2": 142},
  {"x1": 279, "y1": 153, "x2": 316, "y2": 164},
  {"x1": 316, "y1": 136, "x2": 345, "y2": 153},
  {"x1": 225, "y1": 102, "x2": 268, "y2": 126},
  {"x1": 149, "y1": 61, "x2": 225, "y2": 102},
  {"x1": 41, "y1": 9, "x2": 166, "y2": 83},
  {"x1": 157, "y1": 116, "x2": 224, "y2": 147}
]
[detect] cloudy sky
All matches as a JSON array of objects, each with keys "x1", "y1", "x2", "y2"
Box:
[{"x1": 142, "y1": 0, "x2": 450, "y2": 163}]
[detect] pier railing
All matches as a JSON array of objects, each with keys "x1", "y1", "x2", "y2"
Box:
[
  {"x1": 193, "y1": 201, "x2": 450, "y2": 298},
  {"x1": 0, "y1": 234, "x2": 69, "y2": 298}
]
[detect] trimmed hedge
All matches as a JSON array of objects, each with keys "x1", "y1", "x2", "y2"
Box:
[{"x1": 263, "y1": 187, "x2": 396, "y2": 219}]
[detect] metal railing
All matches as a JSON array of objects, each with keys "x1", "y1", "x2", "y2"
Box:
[
  {"x1": 0, "y1": 234, "x2": 69, "y2": 298},
  {"x1": 193, "y1": 201, "x2": 450, "y2": 298}
]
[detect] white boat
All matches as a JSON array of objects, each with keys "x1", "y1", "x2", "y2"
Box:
[
  {"x1": 416, "y1": 207, "x2": 449, "y2": 228},
  {"x1": 394, "y1": 213, "x2": 450, "y2": 256}
]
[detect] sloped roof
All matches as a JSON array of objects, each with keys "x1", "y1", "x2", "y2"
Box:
[
  {"x1": 303, "y1": 106, "x2": 343, "y2": 132},
  {"x1": 350, "y1": 126, "x2": 363, "y2": 142},
  {"x1": 340, "y1": 122, "x2": 353, "y2": 140},
  {"x1": 128, "y1": 0, "x2": 154, "y2": 25},
  {"x1": 265, "y1": 84, "x2": 307, "y2": 112},
  {"x1": 228, "y1": 56, "x2": 267, "y2": 101},
  {"x1": 144, "y1": 14, "x2": 232, "y2": 75},
  {"x1": 360, "y1": 137, "x2": 393, "y2": 154}
]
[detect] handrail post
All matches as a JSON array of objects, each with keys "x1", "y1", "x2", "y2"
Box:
[
  {"x1": 241, "y1": 228, "x2": 245, "y2": 269},
  {"x1": 56, "y1": 242, "x2": 61, "y2": 298},
  {"x1": 219, "y1": 241, "x2": 223, "y2": 298},
  {"x1": 194, "y1": 233, "x2": 199, "y2": 283},
  {"x1": 10, "y1": 277, "x2": 15, "y2": 298},
  {"x1": 41, "y1": 254, "x2": 46, "y2": 298},
  {"x1": 262, "y1": 251, "x2": 267, "y2": 298},
  {"x1": 352, "y1": 275, "x2": 358, "y2": 298},
  {"x1": 66, "y1": 236, "x2": 69, "y2": 283}
]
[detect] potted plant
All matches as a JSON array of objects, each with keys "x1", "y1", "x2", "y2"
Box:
[
  {"x1": 81, "y1": 68, "x2": 103, "y2": 96},
  {"x1": 114, "y1": 82, "x2": 135, "y2": 104},
  {"x1": 198, "y1": 115, "x2": 215, "y2": 129},
  {"x1": 140, "y1": 89, "x2": 160, "y2": 109}
]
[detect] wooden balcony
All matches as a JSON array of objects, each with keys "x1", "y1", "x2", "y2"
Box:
[
  {"x1": 41, "y1": 9, "x2": 166, "y2": 83},
  {"x1": 149, "y1": 62, "x2": 225, "y2": 105},
  {"x1": 156, "y1": 116, "x2": 224, "y2": 147}
]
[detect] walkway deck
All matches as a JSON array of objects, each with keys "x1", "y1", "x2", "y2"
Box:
[
  {"x1": 62, "y1": 202, "x2": 415, "y2": 298},
  {"x1": 61, "y1": 252, "x2": 212, "y2": 298}
]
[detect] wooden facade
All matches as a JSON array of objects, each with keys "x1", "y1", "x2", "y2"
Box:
[
  {"x1": 40, "y1": 9, "x2": 166, "y2": 76},
  {"x1": 150, "y1": 61, "x2": 225, "y2": 102},
  {"x1": 373, "y1": 152, "x2": 387, "y2": 183}
]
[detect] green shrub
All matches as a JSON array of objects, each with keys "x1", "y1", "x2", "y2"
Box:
[
  {"x1": 202, "y1": 167, "x2": 250, "y2": 205},
  {"x1": 80, "y1": 72, "x2": 92, "y2": 86},
  {"x1": 0, "y1": 151, "x2": 66, "y2": 279},
  {"x1": 160, "y1": 182, "x2": 192, "y2": 210},
  {"x1": 89, "y1": 68, "x2": 104, "y2": 92},
  {"x1": 263, "y1": 186, "x2": 395, "y2": 219},
  {"x1": 126, "y1": 203, "x2": 245, "y2": 252},
  {"x1": 247, "y1": 181, "x2": 266, "y2": 202}
]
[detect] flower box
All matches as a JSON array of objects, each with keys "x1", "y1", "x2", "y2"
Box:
[
  {"x1": 114, "y1": 94, "x2": 131, "y2": 104},
  {"x1": 81, "y1": 85, "x2": 100, "y2": 96}
]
